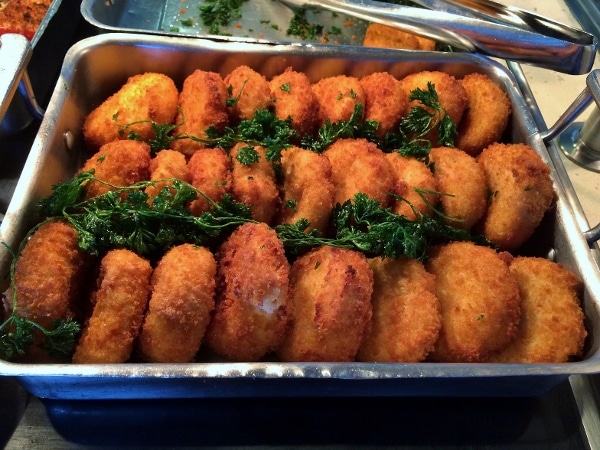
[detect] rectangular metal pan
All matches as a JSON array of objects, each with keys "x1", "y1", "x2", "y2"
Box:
[
  {"x1": 81, "y1": 0, "x2": 369, "y2": 45},
  {"x1": 1, "y1": 33, "x2": 600, "y2": 400}
]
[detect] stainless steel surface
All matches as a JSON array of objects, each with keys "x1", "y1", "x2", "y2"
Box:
[
  {"x1": 1, "y1": 33, "x2": 600, "y2": 400},
  {"x1": 0, "y1": 34, "x2": 32, "y2": 131},
  {"x1": 279, "y1": 0, "x2": 597, "y2": 74}
]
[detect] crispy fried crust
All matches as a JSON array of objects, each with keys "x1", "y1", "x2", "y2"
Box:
[
  {"x1": 358, "y1": 256, "x2": 441, "y2": 362},
  {"x1": 170, "y1": 70, "x2": 229, "y2": 157},
  {"x1": 82, "y1": 72, "x2": 179, "y2": 151},
  {"x1": 426, "y1": 241, "x2": 521, "y2": 362},
  {"x1": 79, "y1": 140, "x2": 151, "y2": 199},
  {"x1": 277, "y1": 146, "x2": 335, "y2": 234},
  {"x1": 401, "y1": 71, "x2": 468, "y2": 146},
  {"x1": 312, "y1": 75, "x2": 365, "y2": 127},
  {"x1": 230, "y1": 143, "x2": 279, "y2": 224},
  {"x1": 187, "y1": 148, "x2": 232, "y2": 216},
  {"x1": 145, "y1": 149, "x2": 191, "y2": 202},
  {"x1": 456, "y1": 73, "x2": 512, "y2": 156},
  {"x1": 137, "y1": 244, "x2": 217, "y2": 363},
  {"x1": 14, "y1": 220, "x2": 91, "y2": 330},
  {"x1": 429, "y1": 146, "x2": 487, "y2": 229},
  {"x1": 363, "y1": 23, "x2": 436, "y2": 51},
  {"x1": 477, "y1": 143, "x2": 555, "y2": 251},
  {"x1": 359, "y1": 71, "x2": 407, "y2": 137},
  {"x1": 385, "y1": 153, "x2": 439, "y2": 220},
  {"x1": 72, "y1": 249, "x2": 152, "y2": 364},
  {"x1": 224, "y1": 65, "x2": 272, "y2": 123},
  {"x1": 277, "y1": 246, "x2": 373, "y2": 362},
  {"x1": 324, "y1": 138, "x2": 394, "y2": 207},
  {"x1": 205, "y1": 223, "x2": 291, "y2": 361},
  {"x1": 269, "y1": 67, "x2": 319, "y2": 137},
  {"x1": 487, "y1": 257, "x2": 587, "y2": 363}
]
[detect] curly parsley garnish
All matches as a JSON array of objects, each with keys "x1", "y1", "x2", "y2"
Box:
[{"x1": 198, "y1": 0, "x2": 248, "y2": 35}]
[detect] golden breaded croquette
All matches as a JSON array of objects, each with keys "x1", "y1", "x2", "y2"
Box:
[
  {"x1": 324, "y1": 138, "x2": 394, "y2": 207},
  {"x1": 277, "y1": 246, "x2": 373, "y2": 362},
  {"x1": 429, "y1": 147, "x2": 487, "y2": 229},
  {"x1": 487, "y1": 257, "x2": 587, "y2": 363},
  {"x1": 357, "y1": 256, "x2": 441, "y2": 363},
  {"x1": 456, "y1": 73, "x2": 512, "y2": 156},
  {"x1": 145, "y1": 149, "x2": 191, "y2": 202},
  {"x1": 82, "y1": 72, "x2": 179, "y2": 152},
  {"x1": 359, "y1": 72, "x2": 407, "y2": 138},
  {"x1": 170, "y1": 70, "x2": 229, "y2": 157},
  {"x1": 224, "y1": 65, "x2": 272, "y2": 123},
  {"x1": 79, "y1": 140, "x2": 151, "y2": 200},
  {"x1": 385, "y1": 153, "x2": 439, "y2": 220},
  {"x1": 277, "y1": 146, "x2": 335, "y2": 234},
  {"x1": 205, "y1": 223, "x2": 291, "y2": 361},
  {"x1": 230, "y1": 142, "x2": 280, "y2": 224},
  {"x1": 187, "y1": 148, "x2": 232, "y2": 216},
  {"x1": 137, "y1": 244, "x2": 217, "y2": 363},
  {"x1": 363, "y1": 23, "x2": 436, "y2": 50},
  {"x1": 72, "y1": 249, "x2": 152, "y2": 364},
  {"x1": 311, "y1": 75, "x2": 365, "y2": 127},
  {"x1": 269, "y1": 68, "x2": 319, "y2": 138},
  {"x1": 426, "y1": 241, "x2": 521, "y2": 363},
  {"x1": 401, "y1": 71, "x2": 468, "y2": 146},
  {"x1": 477, "y1": 143, "x2": 555, "y2": 251},
  {"x1": 14, "y1": 220, "x2": 92, "y2": 330}
]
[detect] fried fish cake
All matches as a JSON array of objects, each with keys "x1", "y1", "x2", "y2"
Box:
[
  {"x1": 205, "y1": 223, "x2": 291, "y2": 361},
  {"x1": 230, "y1": 142, "x2": 279, "y2": 224},
  {"x1": 487, "y1": 257, "x2": 587, "y2": 363},
  {"x1": 429, "y1": 146, "x2": 487, "y2": 229},
  {"x1": 224, "y1": 65, "x2": 272, "y2": 123},
  {"x1": 312, "y1": 75, "x2": 365, "y2": 127},
  {"x1": 426, "y1": 241, "x2": 521, "y2": 362},
  {"x1": 79, "y1": 140, "x2": 151, "y2": 199},
  {"x1": 324, "y1": 138, "x2": 394, "y2": 207},
  {"x1": 145, "y1": 149, "x2": 191, "y2": 202},
  {"x1": 137, "y1": 244, "x2": 217, "y2": 363},
  {"x1": 277, "y1": 146, "x2": 335, "y2": 234},
  {"x1": 359, "y1": 71, "x2": 407, "y2": 137},
  {"x1": 73, "y1": 249, "x2": 152, "y2": 364},
  {"x1": 477, "y1": 143, "x2": 555, "y2": 251},
  {"x1": 456, "y1": 73, "x2": 512, "y2": 156},
  {"x1": 357, "y1": 256, "x2": 441, "y2": 363},
  {"x1": 401, "y1": 71, "x2": 468, "y2": 146},
  {"x1": 187, "y1": 148, "x2": 232, "y2": 216},
  {"x1": 385, "y1": 153, "x2": 438, "y2": 220},
  {"x1": 277, "y1": 246, "x2": 373, "y2": 362},
  {"x1": 170, "y1": 70, "x2": 229, "y2": 157},
  {"x1": 269, "y1": 68, "x2": 319, "y2": 137},
  {"x1": 363, "y1": 23, "x2": 436, "y2": 51},
  {"x1": 13, "y1": 220, "x2": 91, "y2": 330},
  {"x1": 82, "y1": 72, "x2": 179, "y2": 151}
]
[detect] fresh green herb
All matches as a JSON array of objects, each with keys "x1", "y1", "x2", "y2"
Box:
[
  {"x1": 285, "y1": 199, "x2": 298, "y2": 211},
  {"x1": 180, "y1": 18, "x2": 194, "y2": 27},
  {"x1": 0, "y1": 244, "x2": 81, "y2": 361},
  {"x1": 301, "y1": 103, "x2": 379, "y2": 153},
  {"x1": 280, "y1": 82, "x2": 291, "y2": 93},
  {"x1": 403, "y1": 81, "x2": 457, "y2": 148},
  {"x1": 226, "y1": 79, "x2": 247, "y2": 107},
  {"x1": 236, "y1": 145, "x2": 260, "y2": 165},
  {"x1": 287, "y1": 8, "x2": 323, "y2": 40},
  {"x1": 198, "y1": 0, "x2": 248, "y2": 35},
  {"x1": 114, "y1": 113, "x2": 181, "y2": 154},
  {"x1": 39, "y1": 172, "x2": 254, "y2": 257},
  {"x1": 275, "y1": 193, "x2": 490, "y2": 260}
]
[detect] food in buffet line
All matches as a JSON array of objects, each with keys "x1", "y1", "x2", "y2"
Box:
[
  {"x1": 0, "y1": 0, "x2": 52, "y2": 40},
  {"x1": 363, "y1": 22, "x2": 437, "y2": 51},
  {"x1": 0, "y1": 63, "x2": 587, "y2": 366}
]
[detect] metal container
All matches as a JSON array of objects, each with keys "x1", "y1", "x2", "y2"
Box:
[{"x1": 1, "y1": 33, "x2": 600, "y2": 400}]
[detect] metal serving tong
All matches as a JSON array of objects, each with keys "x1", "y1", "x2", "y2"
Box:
[{"x1": 278, "y1": 0, "x2": 597, "y2": 74}]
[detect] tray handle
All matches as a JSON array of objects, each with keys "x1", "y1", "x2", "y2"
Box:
[
  {"x1": 0, "y1": 34, "x2": 44, "y2": 131},
  {"x1": 539, "y1": 69, "x2": 600, "y2": 245}
]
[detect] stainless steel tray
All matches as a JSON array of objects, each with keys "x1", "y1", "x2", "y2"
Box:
[
  {"x1": 81, "y1": 0, "x2": 369, "y2": 44},
  {"x1": 1, "y1": 33, "x2": 600, "y2": 400}
]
